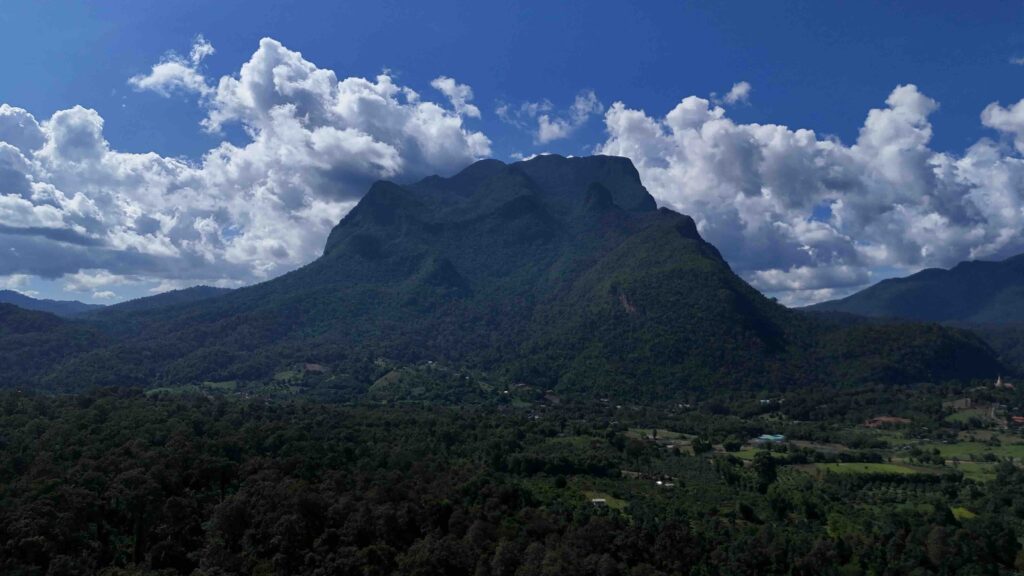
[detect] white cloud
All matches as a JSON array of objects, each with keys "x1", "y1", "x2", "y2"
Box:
[
  {"x1": 496, "y1": 100, "x2": 552, "y2": 129},
  {"x1": 0, "y1": 105, "x2": 46, "y2": 153},
  {"x1": 1011, "y1": 57, "x2": 1024, "y2": 66},
  {"x1": 599, "y1": 84, "x2": 1024, "y2": 303},
  {"x1": 129, "y1": 36, "x2": 214, "y2": 97},
  {"x1": 722, "y1": 81, "x2": 752, "y2": 105},
  {"x1": 0, "y1": 274, "x2": 32, "y2": 291},
  {"x1": 7, "y1": 37, "x2": 1024, "y2": 307},
  {"x1": 63, "y1": 269, "x2": 124, "y2": 292},
  {"x1": 431, "y1": 76, "x2": 481, "y2": 118},
  {"x1": 0, "y1": 36, "x2": 490, "y2": 293},
  {"x1": 189, "y1": 34, "x2": 215, "y2": 65},
  {"x1": 499, "y1": 90, "x2": 604, "y2": 144},
  {"x1": 983, "y1": 97, "x2": 1024, "y2": 154}
]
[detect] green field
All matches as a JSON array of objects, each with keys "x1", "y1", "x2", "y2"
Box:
[
  {"x1": 912, "y1": 441, "x2": 1024, "y2": 461},
  {"x1": 583, "y1": 491, "x2": 629, "y2": 511},
  {"x1": 799, "y1": 463, "x2": 934, "y2": 476},
  {"x1": 626, "y1": 428, "x2": 689, "y2": 441},
  {"x1": 144, "y1": 384, "x2": 201, "y2": 397},
  {"x1": 952, "y1": 506, "x2": 978, "y2": 520},
  {"x1": 729, "y1": 447, "x2": 767, "y2": 460},
  {"x1": 201, "y1": 380, "x2": 238, "y2": 391},
  {"x1": 945, "y1": 408, "x2": 992, "y2": 424},
  {"x1": 951, "y1": 461, "x2": 999, "y2": 482}
]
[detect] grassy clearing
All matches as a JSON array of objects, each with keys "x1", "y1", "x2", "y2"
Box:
[
  {"x1": 274, "y1": 369, "x2": 301, "y2": 382},
  {"x1": 144, "y1": 384, "x2": 200, "y2": 397},
  {"x1": 797, "y1": 462, "x2": 934, "y2": 476},
  {"x1": 626, "y1": 428, "x2": 689, "y2": 441},
  {"x1": 913, "y1": 441, "x2": 1024, "y2": 461},
  {"x1": 952, "y1": 506, "x2": 977, "y2": 520},
  {"x1": 547, "y1": 436, "x2": 604, "y2": 449},
  {"x1": 945, "y1": 408, "x2": 990, "y2": 424},
  {"x1": 728, "y1": 448, "x2": 766, "y2": 460},
  {"x1": 950, "y1": 461, "x2": 998, "y2": 482},
  {"x1": 583, "y1": 490, "x2": 628, "y2": 511}
]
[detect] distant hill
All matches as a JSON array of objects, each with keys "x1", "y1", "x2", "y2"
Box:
[
  {"x1": 806, "y1": 254, "x2": 1024, "y2": 324},
  {"x1": 0, "y1": 155, "x2": 1006, "y2": 394},
  {"x1": 89, "y1": 286, "x2": 232, "y2": 316},
  {"x1": 0, "y1": 304, "x2": 104, "y2": 384},
  {"x1": 0, "y1": 290, "x2": 103, "y2": 317}
]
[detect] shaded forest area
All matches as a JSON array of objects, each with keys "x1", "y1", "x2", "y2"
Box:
[{"x1": 2, "y1": 389, "x2": 1023, "y2": 575}]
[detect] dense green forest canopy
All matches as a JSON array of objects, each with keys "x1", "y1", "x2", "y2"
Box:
[{"x1": 4, "y1": 386, "x2": 1024, "y2": 575}]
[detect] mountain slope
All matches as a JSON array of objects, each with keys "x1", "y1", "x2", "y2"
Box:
[
  {"x1": 0, "y1": 155, "x2": 1006, "y2": 395},
  {"x1": 807, "y1": 254, "x2": 1024, "y2": 324},
  {"x1": 0, "y1": 305, "x2": 104, "y2": 386},
  {"x1": 0, "y1": 290, "x2": 103, "y2": 317},
  {"x1": 95, "y1": 286, "x2": 232, "y2": 316}
]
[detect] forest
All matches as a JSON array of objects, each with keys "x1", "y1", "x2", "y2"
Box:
[{"x1": 4, "y1": 382, "x2": 1024, "y2": 575}]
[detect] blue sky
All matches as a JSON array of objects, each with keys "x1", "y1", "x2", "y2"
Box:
[{"x1": 1, "y1": 1, "x2": 1024, "y2": 305}]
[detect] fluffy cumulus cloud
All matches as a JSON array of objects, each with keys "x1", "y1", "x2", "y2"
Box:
[
  {"x1": 599, "y1": 84, "x2": 1024, "y2": 305},
  {"x1": 430, "y1": 76, "x2": 481, "y2": 118},
  {"x1": 498, "y1": 90, "x2": 604, "y2": 144},
  {"x1": 129, "y1": 35, "x2": 215, "y2": 97},
  {"x1": 0, "y1": 37, "x2": 490, "y2": 299},
  {"x1": 983, "y1": 98, "x2": 1024, "y2": 154}
]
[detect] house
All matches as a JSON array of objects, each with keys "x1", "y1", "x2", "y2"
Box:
[
  {"x1": 1010, "y1": 416, "x2": 1024, "y2": 426},
  {"x1": 995, "y1": 376, "x2": 1015, "y2": 390},
  {"x1": 754, "y1": 434, "x2": 786, "y2": 444},
  {"x1": 591, "y1": 498, "x2": 608, "y2": 508}
]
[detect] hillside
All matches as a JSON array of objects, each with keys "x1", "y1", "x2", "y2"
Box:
[
  {"x1": 0, "y1": 290, "x2": 103, "y2": 317},
  {"x1": 91, "y1": 286, "x2": 232, "y2": 316},
  {"x1": 807, "y1": 255, "x2": 1024, "y2": 324},
  {"x1": 0, "y1": 155, "x2": 1006, "y2": 396},
  {"x1": 0, "y1": 305, "x2": 104, "y2": 385}
]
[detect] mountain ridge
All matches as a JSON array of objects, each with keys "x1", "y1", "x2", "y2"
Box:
[
  {"x1": 0, "y1": 155, "x2": 1006, "y2": 395},
  {"x1": 807, "y1": 253, "x2": 1024, "y2": 325},
  {"x1": 0, "y1": 290, "x2": 104, "y2": 317}
]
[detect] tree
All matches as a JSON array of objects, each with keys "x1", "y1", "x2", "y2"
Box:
[{"x1": 752, "y1": 452, "x2": 777, "y2": 493}]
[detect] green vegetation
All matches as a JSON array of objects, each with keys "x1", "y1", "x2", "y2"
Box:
[
  {"x1": 804, "y1": 462, "x2": 931, "y2": 476},
  {"x1": 910, "y1": 441, "x2": 1024, "y2": 461},
  {"x1": 0, "y1": 289, "x2": 102, "y2": 317},
  {"x1": 807, "y1": 253, "x2": 1024, "y2": 325},
  {"x1": 0, "y1": 156, "x2": 1007, "y2": 397},
  {"x1": 945, "y1": 407, "x2": 991, "y2": 423},
  {"x1": 581, "y1": 491, "x2": 629, "y2": 511},
  {"x1": 3, "y1": 155, "x2": 1024, "y2": 574},
  {"x1": 953, "y1": 506, "x2": 978, "y2": 520},
  {"x1": 953, "y1": 462, "x2": 999, "y2": 482},
  {"x1": 731, "y1": 447, "x2": 766, "y2": 460},
  {"x1": 3, "y1": 387, "x2": 1024, "y2": 575}
]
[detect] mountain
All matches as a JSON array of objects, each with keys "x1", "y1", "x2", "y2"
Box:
[
  {"x1": 0, "y1": 155, "x2": 1006, "y2": 395},
  {"x1": 0, "y1": 290, "x2": 104, "y2": 317},
  {"x1": 96, "y1": 286, "x2": 232, "y2": 315},
  {"x1": 807, "y1": 254, "x2": 1024, "y2": 325},
  {"x1": 0, "y1": 304, "x2": 103, "y2": 384}
]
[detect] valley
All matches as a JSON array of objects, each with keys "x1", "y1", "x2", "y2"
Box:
[{"x1": 5, "y1": 377, "x2": 1024, "y2": 574}]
